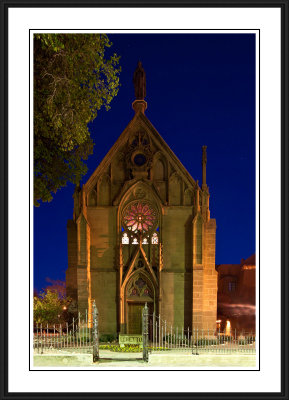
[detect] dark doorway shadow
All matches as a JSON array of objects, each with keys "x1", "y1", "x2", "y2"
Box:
[{"x1": 98, "y1": 357, "x2": 143, "y2": 363}]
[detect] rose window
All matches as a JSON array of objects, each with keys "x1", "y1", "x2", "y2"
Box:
[{"x1": 123, "y1": 201, "x2": 157, "y2": 234}]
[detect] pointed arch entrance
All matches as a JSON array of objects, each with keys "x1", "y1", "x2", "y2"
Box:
[
  {"x1": 125, "y1": 270, "x2": 155, "y2": 334},
  {"x1": 117, "y1": 184, "x2": 162, "y2": 335}
]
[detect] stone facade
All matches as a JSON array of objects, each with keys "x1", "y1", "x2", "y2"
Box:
[{"x1": 66, "y1": 64, "x2": 218, "y2": 336}]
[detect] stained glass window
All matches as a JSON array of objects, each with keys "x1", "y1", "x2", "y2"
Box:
[
  {"x1": 122, "y1": 232, "x2": 129, "y2": 244},
  {"x1": 151, "y1": 233, "x2": 158, "y2": 244},
  {"x1": 142, "y1": 237, "x2": 148, "y2": 244},
  {"x1": 128, "y1": 276, "x2": 152, "y2": 298},
  {"x1": 135, "y1": 277, "x2": 146, "y2": 288},
  {"x1": 123, "y1": 201, "x2": 157, "y2": 234},
  {"x1": 132, "y1": 238, "x2": 139, "y2": 245}
]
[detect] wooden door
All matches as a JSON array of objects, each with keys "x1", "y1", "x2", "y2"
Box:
[{"x1": 128, "y1": 303, "x2": 143, "y2": 334}]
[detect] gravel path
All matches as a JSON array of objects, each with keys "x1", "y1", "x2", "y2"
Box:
[{"x1": 33, "y1": 350, "x2": 256, "y2": 368}]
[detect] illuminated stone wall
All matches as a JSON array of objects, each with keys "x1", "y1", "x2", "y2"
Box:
[{"x1": 66, "y1": 102, "x2": 218, "y2": 335}]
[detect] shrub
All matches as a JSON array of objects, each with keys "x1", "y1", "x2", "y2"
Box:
[
  {"x1": 99, "y1": 334, "x2": 116, "y2": 343},
  {"x1": 99, "y1": 344, "x2": 142, "y2": 352},
  {"x1": 148, "y1": 346, "x2": 170, "y2": 351},
  {"x1": 33, "y1": 290, "x2": 71, "y2": 325},
  {"x1": 193, "y1": 339, "x2": 218, "y2": 346}
]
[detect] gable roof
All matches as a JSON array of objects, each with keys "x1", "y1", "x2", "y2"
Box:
[{"x1": 84, "y1": 110, "x2": 197, "y2": 192}]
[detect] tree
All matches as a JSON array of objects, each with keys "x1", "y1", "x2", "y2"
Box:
[
  {"x1": 33, "y1": 289, "x2": 71, "y2": 325},
  {"x1": 44, "y1": 277, "x2": 66, "y2": 298},
  {"x1": 34, "y1": 34, "x2": 121, "y2": 206}
]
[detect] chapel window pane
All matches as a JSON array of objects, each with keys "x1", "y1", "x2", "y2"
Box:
[
  {"x1": 122, "y1": 232, "x2": 129, "y2": 244},
  {"x1": 151, "y1": 233, "x2": 158, "y2": 244}
]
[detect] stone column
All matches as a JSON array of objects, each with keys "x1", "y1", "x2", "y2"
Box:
[
  {"x1": 76, "y1": 214, "x2": 91, "y2": 317},
  {"x1": 192, "y1": 266, "x2": 204, "y2": 330},
  {"x1": 202, "y1": 219, "x2": 218, "y2": 333},
  {"x1": 118, "y1": 244, "x2": 125, "y2": 333},
  {"x1": 66, "y1": 220, "x2": 77, "y2": 302},
  {"x1": 192, "y1": 214, "x2": 204, "y2": 330}
]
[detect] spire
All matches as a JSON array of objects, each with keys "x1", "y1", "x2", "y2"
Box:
[
  {"x1": 133, "y1": 61, "x2": 146, "y2": 99},
  {"x1": 195, "y1": 180, "x2": 200, "y2": 213},
  {"x1": 201, "y1": 146, "x2": 210, "y2": 221},
  {"x1": 202, "y1": 145, "x2": 207, "y2": 189},
  {"x1": 132, "y1": 61, "x2": 147, "y2": 113}
]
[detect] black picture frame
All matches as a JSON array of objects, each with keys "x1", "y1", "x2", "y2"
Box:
[{"x1": 1, "y1": 0, "x2": 288, "y2": 399}]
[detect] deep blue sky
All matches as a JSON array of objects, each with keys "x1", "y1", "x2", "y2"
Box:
[{"x1": 34, "y1": 33, "x2": 256, "y2": 292}]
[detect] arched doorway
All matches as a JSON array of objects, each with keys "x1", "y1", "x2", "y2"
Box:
[{"x1": 125, "y1": 272, "x2": 155, "y2": 334}]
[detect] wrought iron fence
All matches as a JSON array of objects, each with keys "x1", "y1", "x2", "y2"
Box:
[
  {"x1": 34, "y1": 302, "x2": 99, "y2": 360},
  {"x1": 33, "y1": 305, "x2": 255, "y2": 358},
  {"x1": 147, "y1": 313, "x2": 256, "y2": 354}
]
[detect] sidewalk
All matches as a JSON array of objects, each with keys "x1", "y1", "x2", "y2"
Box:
[{"x1": 33, "y1": 350, "x2": 256, "y2": 368}]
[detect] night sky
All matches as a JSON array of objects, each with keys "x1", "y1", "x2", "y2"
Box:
[{"x1": 34, "y1": 33, "x2": 256, "y2": 292}]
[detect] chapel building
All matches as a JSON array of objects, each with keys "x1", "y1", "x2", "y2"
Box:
[{"x1": 66, "y1": 62, "x2": 218, "y2": 336}]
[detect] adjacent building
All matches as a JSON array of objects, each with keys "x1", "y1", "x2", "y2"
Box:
[{"x1": 216, "y1": 254, "x2": 256, "y2": 334}]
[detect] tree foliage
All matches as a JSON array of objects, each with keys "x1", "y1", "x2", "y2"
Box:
[
  {"x1": 44, "y1": 277, "x2": 66, "y2": 299},
  {"x1": 34, "y1": 34, "x2": 121, "y2": 206},
  {"x1": 33, "y1": 289, "x2": 71, "y2": 325}
]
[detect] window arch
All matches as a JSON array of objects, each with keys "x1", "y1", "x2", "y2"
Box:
[
  {"x1": 98, "y1": 175, "x2": 110, "y2": 206},
  {"x1": 154, "y1": 159, "x2": 165, "y2": 181},
  {"x1": 126, "y1": 273, "x2": 154, "y2": 299}
]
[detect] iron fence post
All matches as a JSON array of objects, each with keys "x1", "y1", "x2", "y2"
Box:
[
  {"x1": 36, "y1": 323, "x2": 39, "y2": 353},
  {"x1": 92, "y1": 300, "x2": 99, "y2": 362},
  {"x1": 152, "y1": 312, "x2": 155, "y2": 348},
  {"x1": 142, "y1": 303, "x2": 149, "y2": 362},
  {"x1": 40, "y1": 323, "x2": 43, "y2": 354},
  {"x1": 192, "y1": 328, "x2": 194, "y2": 355}
]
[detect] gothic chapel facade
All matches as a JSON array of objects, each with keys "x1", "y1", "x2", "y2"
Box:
[{"x1": 66, "y1": 62, "x2": 218, "y2": 335}]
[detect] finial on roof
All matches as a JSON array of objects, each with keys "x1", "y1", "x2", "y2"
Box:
[
  {"x1": 132, "y1": 61, "x2": 147, "y2": 113},
  {"x1": 202, "y1": 146, "x2": 207, "y2": 189},
  {"x1": 133, "y1": 61, "x2": 146, "y2": 100}
]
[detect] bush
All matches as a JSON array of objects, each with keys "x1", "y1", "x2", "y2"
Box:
[
  {"x1": 33, "y1": 290, "x2": 71, "y2": 325},
  {"x1": 99, "y1": 344, "x2": 142, "y2": 352},
  {"x1": 99, "y1": 334, "x2": 116, "y2": 343},
  {"x1": 238, "y1": 338, "x2": 255, "y2": 345},
  {"x1": 215, "y1": 335, "x2": 232, "y2": 344},
  {"x1": 148, "y1": 346, "x2": 170, "y2": 351},
  {"x1": 193, "y1": 339, "x2": 218, "y2": 346},
  {"x1": 163, "y1": 334, "x2": 191, "y2": 343}
]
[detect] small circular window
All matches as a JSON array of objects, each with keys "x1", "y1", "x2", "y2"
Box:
[{"x1": 133, "y1": 153, "x2": 147, "y2": 166}]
